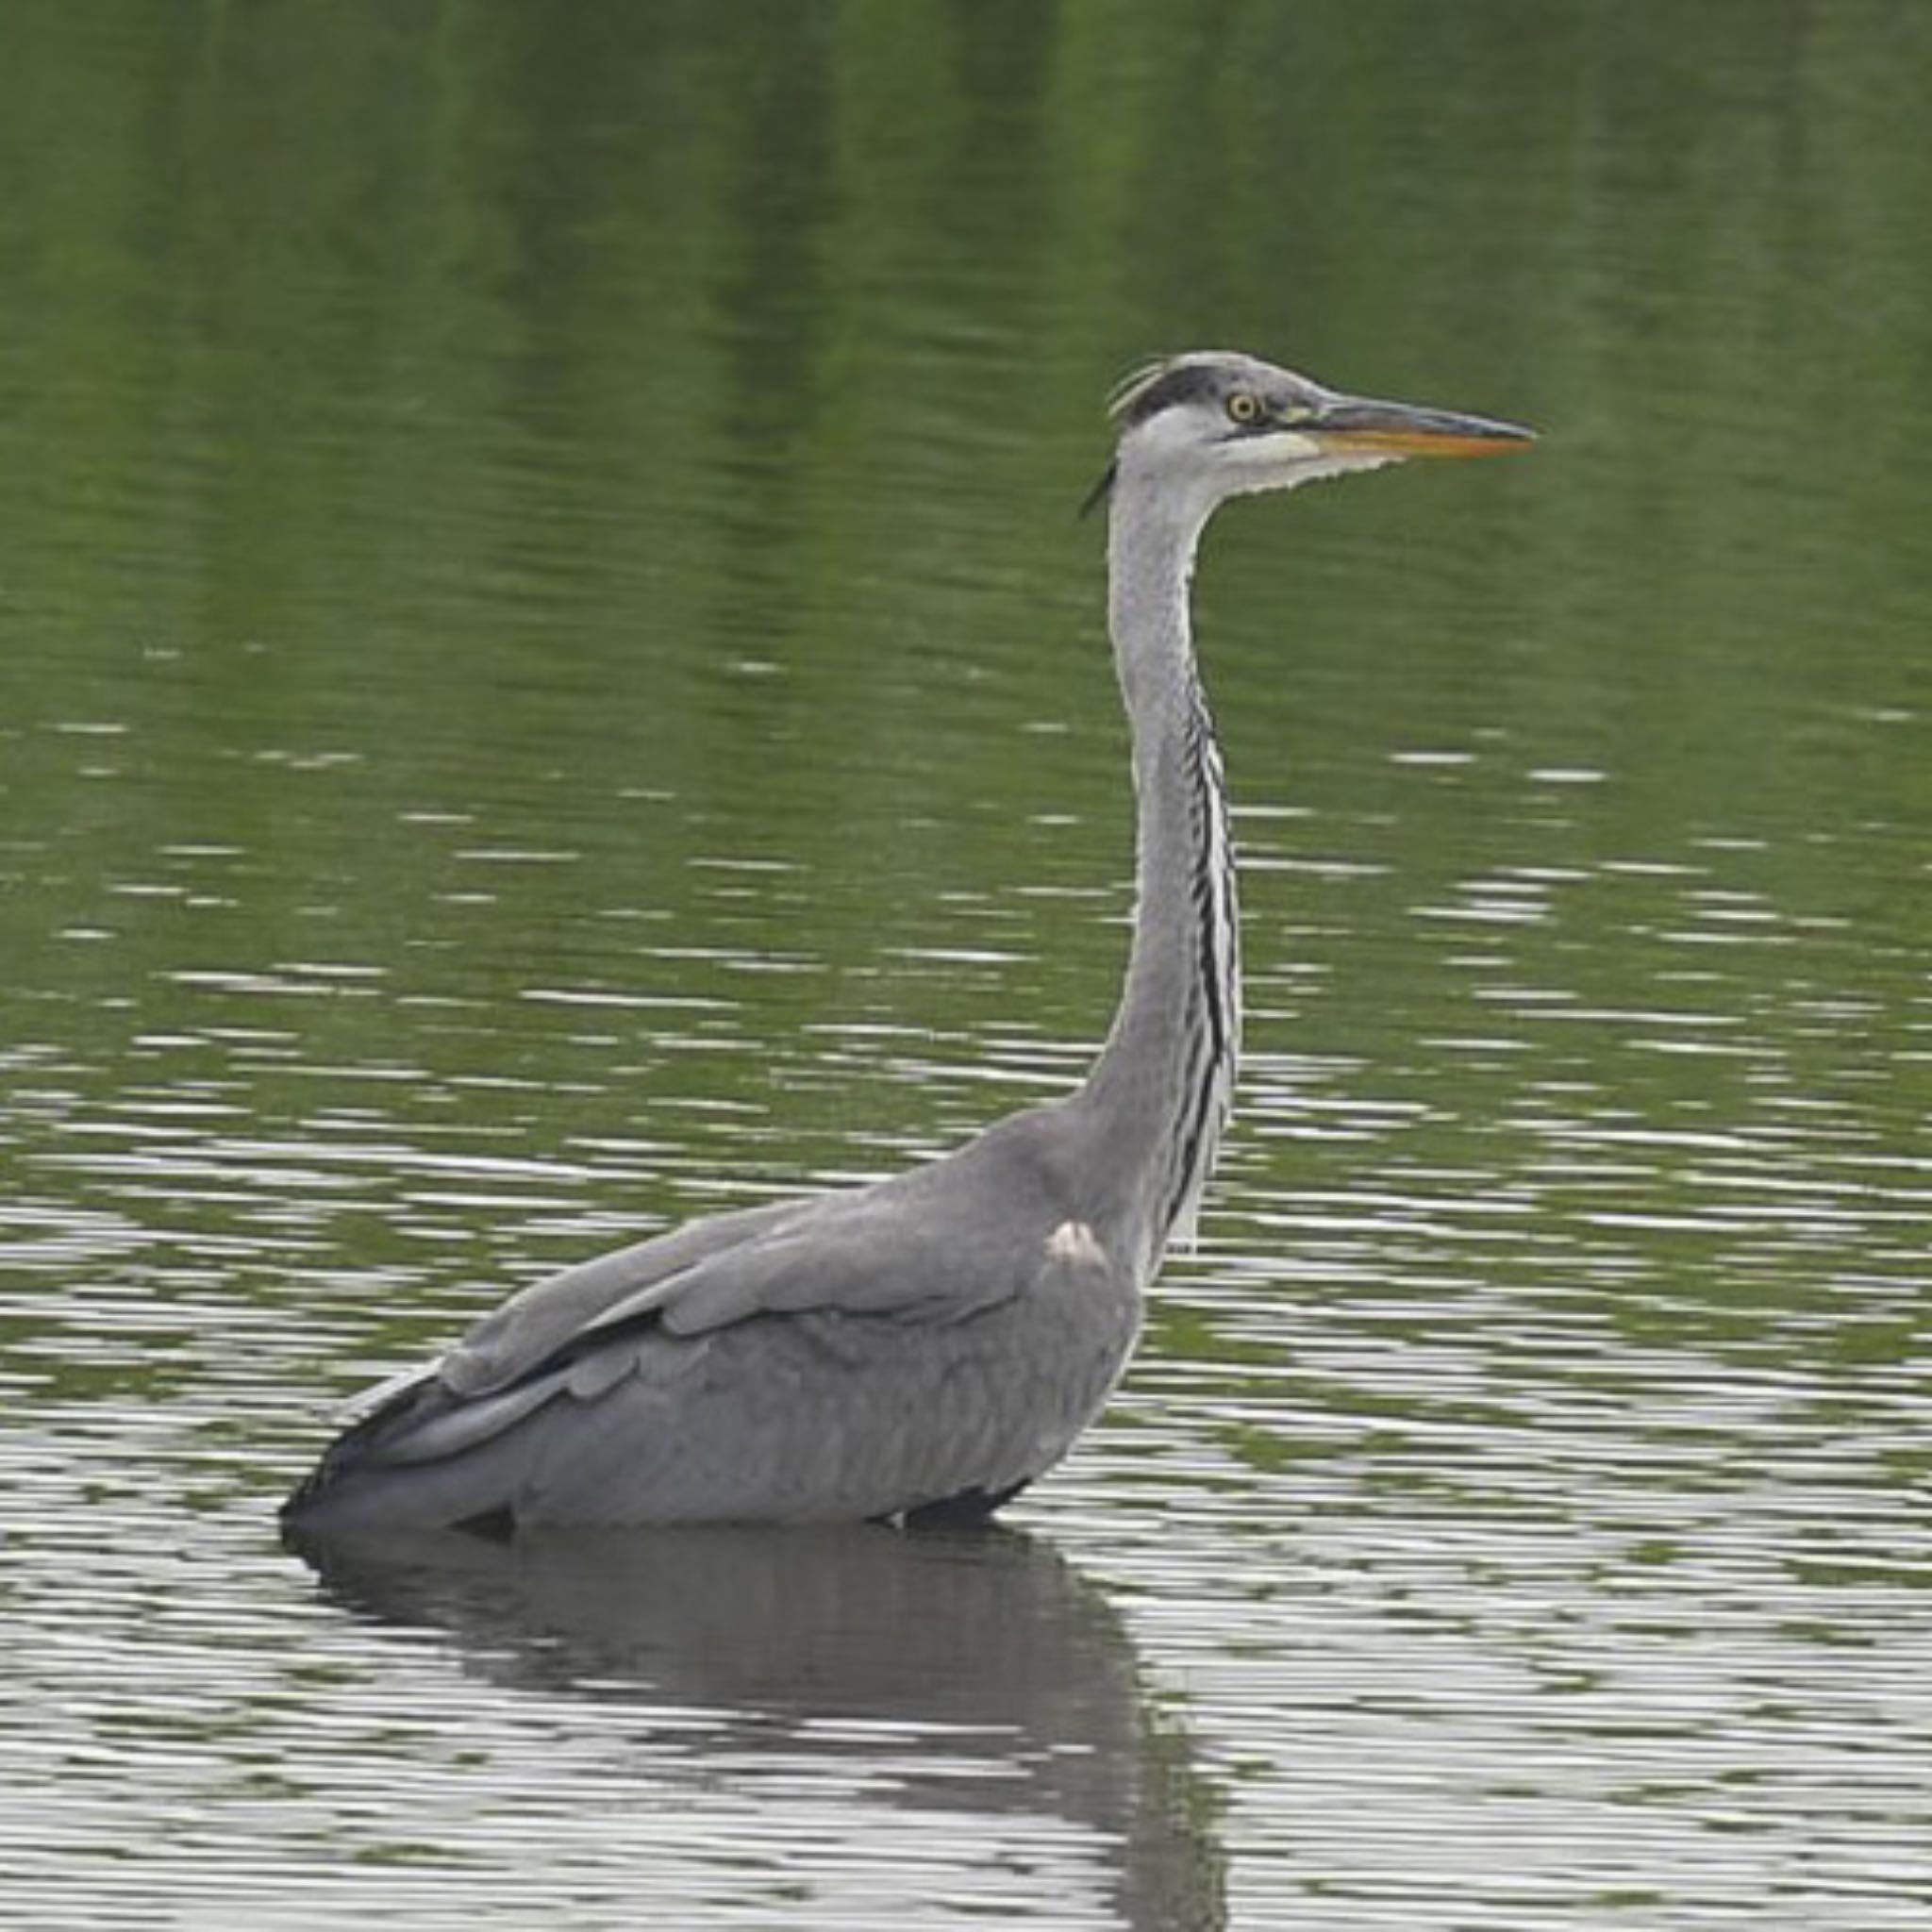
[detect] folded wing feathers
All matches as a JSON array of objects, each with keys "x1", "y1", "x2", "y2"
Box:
[
  {"x1": 328, "y1": 1114, "x2": 1077, "y2": 1479},
  {"x1": 439, "y1": 1194, "x2": 808, "y2": 1398},
  {"x1": 439, "y1": 1175, "x2": 1036, "y2": 1400},
  {"x1": 370, "y1": 1368, "x2": 572, "y2": 1466}
]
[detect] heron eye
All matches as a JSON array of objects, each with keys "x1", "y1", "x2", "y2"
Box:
[{"x1": 1226, "y1": 392, "x2": 1261, "y2": 425}]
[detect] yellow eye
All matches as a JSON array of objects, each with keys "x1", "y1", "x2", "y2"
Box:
[{"x1": 1227, "y1": 392, "x2": 1261, "y2": 425}]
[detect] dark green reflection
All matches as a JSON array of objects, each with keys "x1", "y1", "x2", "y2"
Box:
[{"x1": 0, "y1": 0, "x2": 1924, "y2": 1382}]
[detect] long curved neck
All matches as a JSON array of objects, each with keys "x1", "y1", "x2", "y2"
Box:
[{"x1": 1076, "y1": 471, "x2": 1241, "y2": 1277}]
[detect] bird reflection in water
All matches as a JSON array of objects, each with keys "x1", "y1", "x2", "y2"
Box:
[{"x1": 291, "y1": 1524, "x2": 1225, "y2": 1930}]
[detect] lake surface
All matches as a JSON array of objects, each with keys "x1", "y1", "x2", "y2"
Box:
[{"x1": 2, "y1": 3, "x2": 1928, "y2": 1926}]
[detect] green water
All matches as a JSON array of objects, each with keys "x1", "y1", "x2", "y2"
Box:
[{"x1": 2, "y1": 5, "x2": 1927, "y2": 1927}]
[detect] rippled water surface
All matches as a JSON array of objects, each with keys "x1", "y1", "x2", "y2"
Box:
[{"x1": 4, "y1": 4, "x2": 1929, "y2": 1927}]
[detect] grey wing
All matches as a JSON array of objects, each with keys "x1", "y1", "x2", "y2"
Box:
[
  {"x1": 440, "y1": 1168, "x2": 1037, "y2": 1402},
  {"x1": 286, "y1": 1110, "x2": 1134, "y2": 1527},
  {"x1": 422, "y1": 1101, "x2": 1101, "y2": 1406},
  {"x1": 436, "y1": 1191, "x2": 812, "y2": 1400}
]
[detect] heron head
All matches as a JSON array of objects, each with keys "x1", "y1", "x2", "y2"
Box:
[{"x1": 1093, "y1": 350, "x2": 1533, "y2": 516}]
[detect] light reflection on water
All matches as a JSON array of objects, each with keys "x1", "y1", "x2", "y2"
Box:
[
  {"x1": 9, "y1": 591, "x2": 1930, "y2": 1932},
  {"x1": 7, "y1": 776, "x2": 1927, "y2": 1927}
]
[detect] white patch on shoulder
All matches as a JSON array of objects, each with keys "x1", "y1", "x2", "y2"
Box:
[{"x1": 1044, "y1": 1219, "x2": 1108, "y2": 1270}]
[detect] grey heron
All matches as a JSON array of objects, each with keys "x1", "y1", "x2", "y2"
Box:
[{"x1": 283, "y1": 350, "x2": 1532, "y2": 1536}]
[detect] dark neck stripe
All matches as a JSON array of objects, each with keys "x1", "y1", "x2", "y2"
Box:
[{"x1": 1156, "y1": 693, "x2": 1241, "y2": 1244}]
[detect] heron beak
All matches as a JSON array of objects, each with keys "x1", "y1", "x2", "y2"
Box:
[{"x1": 1308, "y1": 393, "x2": 1536, "y2": 460}]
